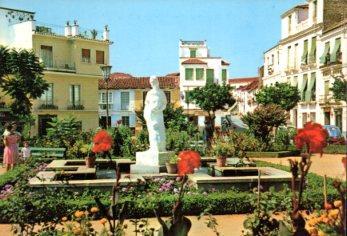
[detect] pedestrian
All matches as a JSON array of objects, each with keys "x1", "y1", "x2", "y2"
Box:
[
  {"x1": 2, "y1": 122, "x2": 11, "y2": 137},
  {"x1": 20, "y1": 141, "x2": 31, "y2": 162},
  {"x1": 3, "y1": 124, "x2": 20, "y2": 171}
]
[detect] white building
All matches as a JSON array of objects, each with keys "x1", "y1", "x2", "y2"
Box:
[
  {"x1": 262, "y1": 0, "x2": 347, "y2": 136},
  {"x1": 229, "y1": 77, "x2": 260, "y2": 116},
  {"x1": 178, "y1": 40, "x2": 231, "y2": 127}
]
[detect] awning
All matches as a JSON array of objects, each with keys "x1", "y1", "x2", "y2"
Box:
[
  {"x1": 330, "y1": 38, "x2": 341, "y2": 63},
  {"x1": 308, "y1": 37, "x2": 316, "y2": 63},
  {"x1": 301, "y1": 40, "x2": 308, "y2": 64},
  {"x1": 320, "y1": 42, "x2": 330, "y2": 64},
  {"x1": 300, "y1": 74, "x2": 308, "y2": 100},
  {"x1": 305, "y1": 73, "x2": 316, "y2": 102}
]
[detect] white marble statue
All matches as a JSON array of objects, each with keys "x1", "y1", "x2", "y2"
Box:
[{"x1": 144, "y1": 76, "x2": 167, "y2": 152}]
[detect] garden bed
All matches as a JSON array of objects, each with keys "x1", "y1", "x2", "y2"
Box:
[{"x1": 246, "y1": 150, "x2": 300, "y2": 158}]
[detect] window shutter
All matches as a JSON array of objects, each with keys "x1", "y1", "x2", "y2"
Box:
[
  {"x1": 190, "y1": 49, "x2": 196, "y2": 58},
  {"x1": 69, "y1": 85, "x2": 74, "y2": 103},
  {"x1": 121, "y1": 92, "x2": 129, "y2": 110},
  {"x1": 82, "y1": 49, "x2": 91, "y2": 62},
  {"x1": 196, "y1": 68, "x2": 204, "y2": 80},
  {"x1": 330, "y1": 38, "x2": 341, "y2": 63},
  {"x1": 305, "y1": 73, "x2": 316, "y2": 102},
  {"x1": 222, "y1": 69, "x2": 227, "y2": 82},
  {"x1": 96, "y1": 50, "x2": 105, "y2": 64},
  {"x1": 206, "y1": 69, "x2": 214, "y2": 84},
  {"x1": 74, "y1": 85, "x2": 81, "y2": 104},
  {"x1": 41, "y1": 45, "x2": 53, "y2": 67},
  {"x1": 185, "y1": 68, "x2": 193, "y2": 80}
]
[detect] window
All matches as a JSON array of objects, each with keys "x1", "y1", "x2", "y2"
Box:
[
  {"x1": 121, "y1": 116, "x2": 130, "y2": 127},
  {"x1": 81, "y1": 49, "x2": 91, "y2": 62},
  {"x1": 164, "y1": 91, "x2": 171, "y2": 104},
  {"x1": 196, "y1": 68, "x2": 204, "y2": 80},
  {"x1": 143, "y1": 91, "x2": 148, "y2": 108},
  {"x1": 288, "y1": 15, "x2": 292, "y2": 33},
  {"x1": 300, "y1": 74, "x2": 308, "y2": 101},
  {"x1": 222, "y1": 69, "x2": 227, "y2": 83},
  {"x1": 206, "y1": 69, "x2": 214, "y2": 84},
  {"x1": 287, "y1": 46, "x2": 291, "y2": 69},
  {"x1": 271, "y1": 54, "x2": 274, "y2": 65},
  {"x1": 185, "y1": 91, "x2": 191, "y2": 103},
  {"x1": 310, "y1": 112, "x2": 316, "y2": 122},
  {"x1": 41, "y1": 83, "x2": 54, "y2": 104},
  {"x1": 96, "y1": 50, "x2": 105, "y2": 64},
  {"x1": 41, "y1": 45, "x2": 53, "y2": 67},
  {"x1": 309, "y1": 37, "x2": 317, "y2": 63},
  {"x1": 99, "y1": 92, "x2": 112, "y2": 110},
  {"x1": 324, "y1": 80, "x2": 330, "y2": 100},
  {"x1": 330, "y1": 38, "x2": 341, "y2": 63},
  {"x1": 313, "y1": 0, "x2": 317, "y2": 20},
  {"x1": 185, "y1": 68, "x2": 193, "y2": 80},
  {"x1": 301, "y1": 40, "x2": 308, "y2": 65},
  {"x1": 69, "y1": 85, "x2": 81, "y2": 105},
  {"x1": 277, "y1": 51, "x2": 280, "y2": 65},
  {"x1": 302, "y1": 112, "x2": 307, "y2": 125},
  {"x1": 190, "y1": 49, "x2": 197, "y2": 58},
  {"x1": 320, "y1": 42, "x2": 330, "y2": 65},
  {"x1": 294, "y1": 44, "x2": 298, "y2": 68},
  {"x1": 121, "y1": 91, "x2": 130, "y2": 110}
]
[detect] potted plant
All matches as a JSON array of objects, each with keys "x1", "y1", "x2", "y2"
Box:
[
  {"x1": 212, "y1": 138, "x2": 234, "y2": 167},
  {"x1": 166, "y1": 155, "x2": 178, "y2": 174},
  {"x1": 80, "y1": 143, "x2": 94, "y2": 168}
]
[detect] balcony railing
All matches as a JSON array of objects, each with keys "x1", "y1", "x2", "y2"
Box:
[
  {"x1": 99, "y1": 104, "x2": 113, "y2": 110},
  {"x1": 38, "y1": 103, "x2": 58, "y2": 110},
  {"x1": 295, "y1": 19, "x2": 309, "y2": 33},
  {"x1": 43, "y1": 60, "x2": 76, "y2": 73},
  {"x1": 67, "y1": 101, "x2": 84, "y2": 110}
]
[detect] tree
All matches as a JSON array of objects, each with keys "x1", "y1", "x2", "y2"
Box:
[
  {"x1": 241, "y1": 104, "x2": 288, "y2": 149},
  {"x1": 189, "y1": 83, "x2": 235, "y2": 128},
  {"x1": 255, "y1": 82, "x2": 300, "y2": 111},
  {"x1": 331, "y1": 76, "x2": 347, "y2": 102},
  {"x1": 0, "y1": 46, "x2": 48, "y2": 116}
]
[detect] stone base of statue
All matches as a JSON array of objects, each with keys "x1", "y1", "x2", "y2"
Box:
[{"x1": 130, "y1": 150, "x2": 175, "y2": 174}]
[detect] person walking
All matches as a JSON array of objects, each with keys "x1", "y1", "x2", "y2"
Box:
[{"x1": 3, "y1": 124, "x2": 19, "y2": 171}]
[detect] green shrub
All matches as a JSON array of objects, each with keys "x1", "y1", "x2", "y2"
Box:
[
  {"x1": 0, "y1": 164, "x2": 28, "y2": 188},
  {"x1": 323, "y1": 144, "x2": 346, "y2": 154},
  {"x1": 166, "y1": 127, "x2": 190, "y2": 154}
]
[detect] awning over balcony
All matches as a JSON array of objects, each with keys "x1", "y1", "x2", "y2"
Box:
[
  {"x1": 300, "y1": 74, "x2": 308, "y2": 100},
  {"x1": 305, "y1": 73, "x2": 316, "y2": 102},
  {"x1": 308, "y1": 37, "x2": 316, "y2": 63},
  {"x1": 330, "y1": 38, "x2": 341, "y2": 63},
  {"x1": 301, "y1": 40, "x2": 308, "y2": 64},
  {"x1": 320, "y1": 42, "x2": 330, "y2": 64}
]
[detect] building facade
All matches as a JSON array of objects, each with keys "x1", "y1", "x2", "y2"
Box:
[
  {"x1": 0, "y1": 7, "x2": 111, "y2": 135},
  {"x1": 262, "y1": 0, "x2": 347, "y2": 136},
  {"x1": 98, "y1": 73, "x2": 180, "y2": 132},
  {"x1": 178, "y1": 40, "x2": 231, "y2": 127}
]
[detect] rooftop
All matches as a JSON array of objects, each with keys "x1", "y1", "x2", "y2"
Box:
[
  {"x1": 236, "y1": 80, "x2": 260, "y2": 92},
  {"x1": 99, "y1": 73, "x2": 179, "y2": 90},
  {"x1": 229, "y1": 77, "x2": 259, "y2": 84},
  {"x1": 180, "y1": 40, "x2": 206, "y2": 46},
  {"x1": 181, "y1": 58, "x2": 207, "y2": 65},
  {"x1": 281, "y1": 3, "x2": 308, "y2": 18},
  {"x1": 0, "y1": 6, "x2": 35, "y2": 14}
]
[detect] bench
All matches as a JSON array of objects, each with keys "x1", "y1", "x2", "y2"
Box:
[{"x1": 20, "y1": 147, "x2": 66, "y2": 159}]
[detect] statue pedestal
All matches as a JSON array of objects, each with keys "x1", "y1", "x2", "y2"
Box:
[{"x1": 130, "y1": 150, "x2": 175, "y2": 174}]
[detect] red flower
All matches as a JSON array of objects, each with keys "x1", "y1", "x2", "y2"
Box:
[
  {"x1": 92, "y1": 130, "x2": 113, "y2": 153},
  {"x1": 177, "y1": 151, "x2": 201, "y2": 176},
  {"x1": 294, "y1": 122, "x2": 328, "y2": 155}
]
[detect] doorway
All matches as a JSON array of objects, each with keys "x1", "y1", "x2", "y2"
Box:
[{"x1": 38, "y1": 115, "x2": 57, "y2": 136}]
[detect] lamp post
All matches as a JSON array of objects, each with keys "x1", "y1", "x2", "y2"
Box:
[{"x1": 100, "y1": 65, "x2": 112, "y2": 129}]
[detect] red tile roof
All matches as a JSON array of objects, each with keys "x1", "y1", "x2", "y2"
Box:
[
  {"x1": 166, "y1": 72, "x2": 180, "y2": 76},
  {"x1": 99, "y1": 73, "x2": 179, "y2": 89},
  {"x1": 181, "y1": 58, "x2": 207, "y2": 65},
  {"x1": 221, "y1": 60, "x2": 230, "y2": 66},
  {"x1": 236, "y1": 80, "x2": 260, "y2": 92},
  {"x1": 110, "y1": 72, "x2": 133, "y2": 79},
  {"x1": 229, "y1": 77, "x2": 259, "y2": 84}
]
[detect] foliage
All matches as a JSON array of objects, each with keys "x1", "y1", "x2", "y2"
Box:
[
  {"x1": 331, "y1": 76, "x2": 347, "y2": 102},
  {"x1": 112, "y1": 125, "x2": 134, "y2": 157},
  {"x1": 0, "y1": 46, "x2": 48, "y2": 116},
  {"x1": 227, "y1": 131, "x2": 264, "y2": 158},
  {"x1": 294, "y1": 122, "x2": 328, "y2": 155},
  {"x1": 323, "y1": 144, "x2": 346, "y2": 154},
  {"x1": 166, "y1": 127, "x2": 191, "y2": 154},
  {"x1": 46, "y1": 116, "x2": 82, "y2": 149},
  {"x1": 255, "y1": 82, "x2": 300, "y2": 111},
  {"x1": 189, "y1": 83, "x2": 235, "y2": 125},
  {"x1": 167, "y1": 155, "x2": 178, "y2": 164},
  {"x1": 134, "y1": 129, "x2": 149, "y2": 152},
  {"x1": 272, "y1": 126, "x2": 297, "y2": 152},
  {"x1": 242, "y1": 104, "x2": 288, "y2": 149},
  {"x1": 212, "y1": 136, "x2": 235, "y2": 158},
  {"x1": 198, "y1": 207, "x2": 221, "y2": 236}
]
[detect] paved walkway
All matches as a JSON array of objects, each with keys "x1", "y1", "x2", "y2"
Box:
[
  {"x1": 252, "y1": 153, "x2": 346, "y2": 180},
  {"x1": 0, "y1": 215, "x2": 246, "y2": 236}
]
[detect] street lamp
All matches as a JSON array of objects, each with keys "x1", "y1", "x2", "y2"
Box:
[{"x1": 100, "y1": 65, "x2": 112, "y2": 129}]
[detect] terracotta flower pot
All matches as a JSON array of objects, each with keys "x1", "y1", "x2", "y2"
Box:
[
  {"x1": 166, "y1": 162, "x2": 178, "y2": 174},
  {"x1": 85, "y1": 156, "x2": 96, "y2": 168},
  {"x1": 216, "y1": 156, "x2": 227, "y2": 167}
]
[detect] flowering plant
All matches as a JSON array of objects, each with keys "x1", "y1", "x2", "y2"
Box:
[
  {"x1": 177, "y1": 150, "x2": 201, "y2": 176},
  {"x1": 294, "y1": 122, "x2": 328, "y2": 155},
  {"x1": 92, "y1": 130, "x2": 113, "y2": 154}
]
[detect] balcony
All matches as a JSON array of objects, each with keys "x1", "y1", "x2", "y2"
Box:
[
  {"x1": 318, "y1": 94, "x2": 340, "y2": 106},
  {"x1": 43, "y1": 59, "x2": 76, "y2": 73},
  {"x1": 67, "y1": 101, "x2": 84, "y2": 110},
  {"x1": 99, "y1": 104, "x2": 113, "y2": 110},
  {"x1": 38, "y1": 103, "x2": 58, "y2": 110},
  {"x1": 295, "y1": 19, "x2": 309, "y2": 34}
]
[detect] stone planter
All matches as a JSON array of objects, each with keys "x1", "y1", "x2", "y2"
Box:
[
  {"x1": 85, "y1": 156, "x2": 96, "y2": 168},
  {"x1": 216, "y1": 156, "x2": 227, "y2": 167},
  {"x1": 166, "y1": 162, "x2": 178, "y2": 174}
]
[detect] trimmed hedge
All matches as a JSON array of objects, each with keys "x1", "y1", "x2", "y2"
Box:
[
  {"x1": 247, "y1": 150, "x2": 300, "y2": 158},
  {"x1": 323, "y1": 144, "x2": 346, "y2": 154}
]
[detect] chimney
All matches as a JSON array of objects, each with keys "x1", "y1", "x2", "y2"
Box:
[
  {"x1": 64, "y1": 21, "x2": 71, "y2": 36},
  {"x1": 71, "y1": 20, "x2": 79, "y2": 36},
  {"x1": 103, "y1": 25, "x2": 109, "y2": 41}
]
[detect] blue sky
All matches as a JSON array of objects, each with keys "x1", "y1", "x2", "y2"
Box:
[{"x1": 1, "y1": 0, "x2": 303, "y2": 78}]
